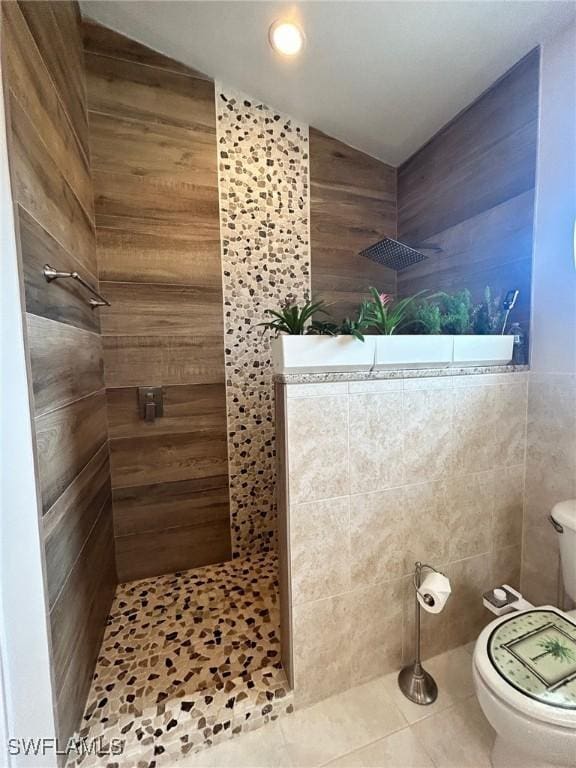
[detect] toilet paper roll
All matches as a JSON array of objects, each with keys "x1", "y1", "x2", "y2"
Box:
[{"x1": 417, "y1": 571, "x2": 451, "y2": 614}]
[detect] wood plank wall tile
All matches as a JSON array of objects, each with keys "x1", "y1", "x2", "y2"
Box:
[
  {"x1": 99, "y1": 283, "x2": 223, "y2": 337},
  {"x1": 82, "y1": 18, "x2": 209, "y2": 78},
  {"x1": 2, "y1": 1, "x2": 116, "y2": 747},
  {"x1": 92, "y1": 171, "x2": 220, "y2": 227},
  {"x1": 109, "y1": 431, "x2": 228, "y2": 488},
  {"x1": 102, "y1": 335, "x2": 225, "y2": 388},
  {"x1": 35, "y1": 390, "x2": 108, "y2": 514},
  {"x1": 3, "y1": 1, "x2": 93, "y2": 216},
  {"x1": 17, "y1": 0, "x2": 89, "y2": 155},
  {"x1": 55, "y1": 533, "x2": 114, "y2": 753},
  {"x1": 106, "y1": 384, "x2": 227, "y2": 439},
  {"x1": 9, "y1": 95, "x2": 97, "y2": 275},
  {"x1": 115, "y1": 518, "x2": 231, "y2": 582},
  {"x1": 85, "y1": 51, "x2": 216, "y2": 130},
  {"x1": 398, "y1": 51, "x2": 539, "y2": 245},
  {"x1": 19, "y1": 207, "x2": 100, "y2": 333},
  {"x1": 95, "y1": 227, "x2": 222, "y2": 286},
  {"x1": 398, "y1": 49, "x2": 539, "y2": 336},
  {"x1": 43, "y1": 444, "x2": 112, "y2": 608},
  {"x1": 112, "y1": 476, "x2": 230, "y2": 537},
  {"x1": 85, "y1": 20, "x2": 231, "y2": 579},
  {"x1": 50, "y1": 502, "x2": 115, "y2": 736},
  {"x1": 88, "y1": 110, "x2": 217, "y2": 185},
  {"x1": 27, "y1": 314, "x2": 104, "y2": 416},
  {"x1": 309, "y1": 129, "x2": 398, "y2": 322}
]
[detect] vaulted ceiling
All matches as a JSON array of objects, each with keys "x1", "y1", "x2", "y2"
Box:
[{"x1": 80, "y1": 1, "x2": 575, "y2": 165}]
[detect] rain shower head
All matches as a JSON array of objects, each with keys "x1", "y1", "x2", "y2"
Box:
[{"x1": 360, "y1": 237, "x2": 429, "y2": 272}]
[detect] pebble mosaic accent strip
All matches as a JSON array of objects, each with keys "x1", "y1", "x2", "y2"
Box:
[
  {"x1": 69, "y1": 553, "x2": 292, "y2": 767},
  {"x1": 216, "y1": 84, "x2": 311, "y2": 558}
]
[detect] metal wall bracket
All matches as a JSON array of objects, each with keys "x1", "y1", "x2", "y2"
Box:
[
  {"x1": 43, "y1": 264, "x2": 111, "y2": 308},
  {"x1": 138, "y1": 387, "x2": 164, "y2": 422}
]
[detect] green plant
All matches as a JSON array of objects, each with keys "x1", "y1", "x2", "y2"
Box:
[
  {"x1": 258, "y1": 299, "x2": 329, "y2": 336},
  {"x1": 410, "y1": 301, "x2": 442, "y2": 335},
  {"x1": 308, "y1": 311, "x2": 368, "y2": 342},
  {"x1": 338, "y1": 317, "x2": 366, "y2": 342},
  {"x1": 412, "y1": 289, "x2": 472, "y2": 335},
  {"x1": 307, "y1": 319, "x2": 339, "y2": 336},
  {"x1": 472, "y1": 287, "x2": 503, "y2": 335},
  {"x1": 363, "y1": 288, "x2": 426, "y2": 335},
  {"x1": 531, "y1": 636, "x2": 576, "y2": 664}
]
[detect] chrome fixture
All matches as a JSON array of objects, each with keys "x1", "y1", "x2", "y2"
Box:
[
  {"x1": 359, "y1": 237, "x2": 438, "y2": 271},
  {"x1": 138, "y1": 386, "x2": 163, "y2": 423},
  {"x1": 501, "y1": 289, "x2": 519, "y2": 334},
  {"x1": 398, "y1": 561, "x2": 446, "y2": 705},
  {"x1": 43, "y1": 264, "x2": 111, "y2": 308}
]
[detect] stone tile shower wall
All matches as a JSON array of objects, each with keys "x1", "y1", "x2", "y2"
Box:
[
  {"x1": 216, "y1": 85, "x2": 311, "y2": 557},
  {"x1": 278, "y1": 371, "x2": 528, "y2": 707}
]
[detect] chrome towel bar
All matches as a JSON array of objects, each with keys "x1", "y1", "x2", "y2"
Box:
[{"x1": 43, "y1": 264, "x2": 111, "y2": 308}]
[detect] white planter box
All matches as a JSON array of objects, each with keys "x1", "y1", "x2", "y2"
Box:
[
  {"x1": 375, "y1": 335, "x2": 453, "y2": 369},
  {"x1": 453, "y1": 335, "x2": 514, "y2": 366},
  {"x1": 272, "y1": 335, "x2": 375, "y2": 374}
]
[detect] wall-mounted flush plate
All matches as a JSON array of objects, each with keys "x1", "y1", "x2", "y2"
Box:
[{"x1": 138, "y1": 386, "x2": 163, "y2": 422}]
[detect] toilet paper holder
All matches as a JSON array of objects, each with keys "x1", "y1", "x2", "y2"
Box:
[{"x1": 398, "y1": 561, "x2": 450, "y2": 706}]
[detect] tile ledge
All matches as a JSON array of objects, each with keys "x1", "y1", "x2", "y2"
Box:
[{"x1": 276, "y1": 364, "x2": 529, "y2": 385}]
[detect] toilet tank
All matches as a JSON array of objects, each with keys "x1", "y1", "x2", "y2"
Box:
[{"x1": 551, "y1": 500, "x2": 576, "y2": 602}]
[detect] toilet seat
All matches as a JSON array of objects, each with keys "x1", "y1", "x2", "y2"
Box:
[{"x1": 474, "y1": 607, "x2": 576, "y2": 729}]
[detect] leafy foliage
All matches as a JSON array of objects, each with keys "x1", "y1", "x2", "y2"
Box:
[
  {"x1": 307, "y1": 305, "x2": 369, "y2": 341},
  {"x1": 258, "y1": 286, "x2": 509, "y2": 339},
  {"x1": 258, "y1": 299, "x2": 329, "y2": 336},
  {"x1": 410, "y1": 301, "x2": 442, "y2": 334},
  {"x1": 307, "y1": 319, "x2": 339, "y2": 336},
  {"x1": 434, "y1": 290, "x2": 472, "y2": 334},
  {"x1": 362, "y1": 288, "x2": 426, "y2": 335},
  {"x1": 472, "y1": 287, "x2": 504, "y2": 335},
  {"x1": 405, "y1": 290, "x2": 472, "y2": 335}
]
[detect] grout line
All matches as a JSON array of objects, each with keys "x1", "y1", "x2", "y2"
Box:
[
  {"x1": 15, "y1": 203, "x2": 99, "y2": 286},
  {"x1": 48, "y1": 492, "x2": 111, "y2": 610},
  {"x1": 9, "y1": 85, "x2": 95, "y2": 228},
  {"x1": 83, "y1": 48, "x2": 212, "y2": 83},
  {"x1": 26, "y1": 311, "x2": 101, "y2": 340},
  {"x1": 34, "y1": 387, "x2": 106, "y2": 420}
]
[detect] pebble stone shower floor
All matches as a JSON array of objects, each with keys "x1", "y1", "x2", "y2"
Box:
[{"x1": 70, "y1": 552, "x2": 293, "y2": 768}]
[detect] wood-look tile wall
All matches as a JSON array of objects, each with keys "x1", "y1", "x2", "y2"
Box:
[
  {"x1": 83, "y1": 21, "x2": 231, "y2": 581},
  {"x1": 1, "y1": 0, "x2": 115, "y2": 746},
  {"x1": 398, "y1": 50, "x2": 539, "y2": 335},
  {"x1": 310, "y1": 129, "x2": 398, "y2": 322}
]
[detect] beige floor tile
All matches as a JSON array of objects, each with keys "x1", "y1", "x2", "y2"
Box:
[
  {"x1": 382, "y1": 669, "x2": 456, "y2": 725},
  {"x1": 425, "y1": 646, "x2": 475, "y2": 700},
  {"x1": 411, "y1": 696, "x2": 495, "y2": 768},
  {"x1": 177, "y1": 721, "x2": 293, "y2": 767},
  {"x1": 325, "y1": 727, "x2": 434, "y2": 767},
  {"x1": 384, "y1": 646, "x2": 474, "y2": 724},
  {"x1": 281, "y1": 678, "x2": 407, "y2": 767}
]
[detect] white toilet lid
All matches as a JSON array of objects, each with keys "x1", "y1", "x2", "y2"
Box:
[{"x1": 487, "y1": 609, "x2": 576, "y2": 710}]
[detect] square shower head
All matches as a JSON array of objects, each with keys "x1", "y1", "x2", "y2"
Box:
[{"x1": 360, "y1": 237, "x2": 428, "y2": 271}]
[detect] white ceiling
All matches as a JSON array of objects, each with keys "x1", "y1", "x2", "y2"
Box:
[{"x1": 80, "y1": 1, "x2": 576, "y2": 166}]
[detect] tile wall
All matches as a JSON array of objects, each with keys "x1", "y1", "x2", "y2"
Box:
[
  {"x1": 216, "y1": 85, "x2": 311, "y2": 557},
  {"x1": 521, "y1": 373, "x2": 576, "y2": 605},
  {"x1": 278, "y1": 371, "x2": 528, "y2": 707},
  {"x1": 83, "y1": 21, "x2": 230, "y2": 580}
]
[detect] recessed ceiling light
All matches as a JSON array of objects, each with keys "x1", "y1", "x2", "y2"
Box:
[{"x1": 269, "y1": 20, "x2": 304, "y2": 57}]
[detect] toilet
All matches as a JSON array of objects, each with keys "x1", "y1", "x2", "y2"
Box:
[{"x1": 473, "y1": 500, "x2": 576, "y2": 768}]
